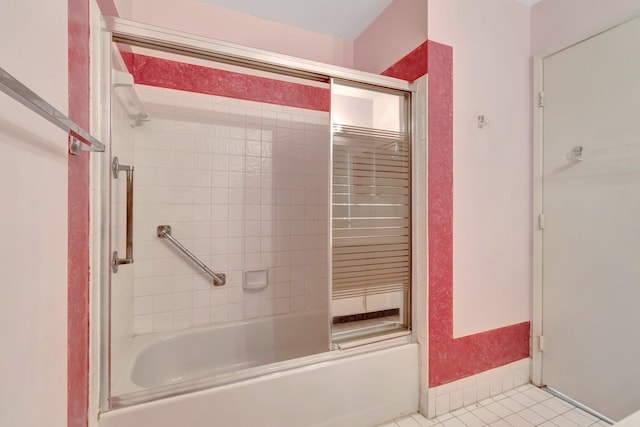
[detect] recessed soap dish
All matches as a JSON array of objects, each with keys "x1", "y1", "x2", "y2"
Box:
[{"x1": 244, "y1": 269, "x2": 268, "y2": 290}]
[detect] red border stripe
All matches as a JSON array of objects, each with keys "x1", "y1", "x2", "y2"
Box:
[
  {"x1": 384, "y1": 40, "x2": 530, "y2": 388},
  {"x1": 95, "y1": 0, "x2": 119, "y2": 17},
  {"x1": 381, "y1": 40, "x2": 429, "y2": 82},
  {"x1": 68, "y1": 0, "x2": 91, "y2": 426},
  {"x1": 130, "y1": 54, "x2": 330, "y2": 112}
]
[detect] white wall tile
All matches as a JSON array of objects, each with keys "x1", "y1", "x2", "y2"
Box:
[
  {"x1": 128, "y1": 85, "x2": 329, "y2": 335},
  {"x1": 134, "y1": 315, "x2": 153, "y2": 335},
  {"x1": 134, "y1": 296, "x2": 153, "y2": 316},
  {"x1": 153, "y1": 294, "x2": 173, "y2": 312},
  {"x1": 153, "y1": 312, "x2": 173, "y2": 331},
  {"x1": 193, "y1": 307, "x2": 211, "y2": 325},
  {"x1": 450, "y1": 390, "x2": 464, "y2": 411},
  {"x1": 426, "y1": 358, "x2": 532, "y2": 419},
  {"x1": 435, "y1": 394, "x2": 450, "y2": 417}
]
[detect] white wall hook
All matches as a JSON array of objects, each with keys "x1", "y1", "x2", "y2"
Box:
[{"x1": 566, "y1": 146, "x2": 583, "y2": 161}]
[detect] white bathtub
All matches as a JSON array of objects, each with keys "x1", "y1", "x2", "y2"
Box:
[
  {"x1": 102, "y1": 311, "x2": 418, "y2": 427},
  {"x1": 116, "y1": 310, "x2": 330, "y2": 395}
]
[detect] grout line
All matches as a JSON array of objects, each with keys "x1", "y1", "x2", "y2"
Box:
[
  {"x1": 387, "y1": 385, "x2": 594, "y2": 427},
  {"x1": 543, "y1": 386, "x2": 615, "y2": 425}
]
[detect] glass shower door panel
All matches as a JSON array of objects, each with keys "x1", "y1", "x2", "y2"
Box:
[
  {"x1": 108, "y1": 43, "x2": 332, "y2": 407},
  {"x1": 331, "y1": 81, "x2": 411, "y2": 342}
]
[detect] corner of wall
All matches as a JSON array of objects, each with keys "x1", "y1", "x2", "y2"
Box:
[
  {"x1": 426, "y1": 358, "x2": 531, "y2": 418},
  {"x1": 120, "y1": 0, "x2": 354, "y2": 67},
  {"x1": 353, "y1": 0, "x2": 428, "y2": 74}
]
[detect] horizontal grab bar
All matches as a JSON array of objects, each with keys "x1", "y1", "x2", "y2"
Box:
[
  {"x1": 0, "y1": 66, "x2": 106, "y2": 154},
  {"x1": 157, "y1": 225, "x2": 226, "y2": 286}
]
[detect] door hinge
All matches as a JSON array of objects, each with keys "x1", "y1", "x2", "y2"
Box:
[
  {"x1": 538, "y1": 335, "x2": 545, "y2": 352},
  {"x1": 538, "y1": 213, "x2": 545, "y2": 230},
  {"x1": 538, "y1": 92, "x2": 544, "y2": 108}
]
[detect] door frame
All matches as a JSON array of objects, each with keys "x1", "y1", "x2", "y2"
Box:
[{"x1": 531, "y1": 12, "x2": 640, "y2": 387}]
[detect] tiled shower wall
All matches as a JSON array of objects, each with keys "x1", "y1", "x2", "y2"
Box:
[{"x1": 130, "y1": 84, "x2": 330, "y2": 334}]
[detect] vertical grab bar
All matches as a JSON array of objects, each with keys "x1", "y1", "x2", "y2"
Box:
[{"x1": 111, "y1": 157, "x2": 134, "y2": 273}]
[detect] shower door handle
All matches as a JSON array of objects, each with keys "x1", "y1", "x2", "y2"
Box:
[{"x1": 111, "y1": 157, "x2": 134, "y2": 273}]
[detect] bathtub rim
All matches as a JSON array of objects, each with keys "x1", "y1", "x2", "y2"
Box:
[
  {"x1": 100, "y1": 342, "x2": 419, "y2": 427},
  {"x1": 109, "y1": 324, "x2": 412, "y2": 410}
]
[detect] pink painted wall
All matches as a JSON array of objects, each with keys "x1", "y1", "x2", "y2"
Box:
[
  {"x1": 0, "y1": 1, "x2": 69, "y2": 426},
  {"x1": 381, "y1": 38, "x2": 530, "y2": 387},
  {"x1": 531, "y1": 0, "x2": 640, "y2": 54},
  {"x1": 428, "y1": 0, "x2": 532, "y2": 339},
  {"x1": 113, "y1": 0, "x2": 354, "y2": 67},
  {"x1": 68, "y1": 0, "x2": 92, "y2": 425},
  {"x1": 353, "y1": 0, "x2": 428, "y2": 74}
]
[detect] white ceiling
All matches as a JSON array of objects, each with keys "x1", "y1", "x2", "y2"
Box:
[{"x1": 197, "y1": 0, "x2": 541, "y2": 41}]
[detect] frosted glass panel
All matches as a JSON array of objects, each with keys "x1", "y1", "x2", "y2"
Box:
[
  {"x1": 331, "y1": 81, "x2": 411, "y2": 343},
  {"x1": 332, "y1": 82, "x2": 407, "y2": 132}
]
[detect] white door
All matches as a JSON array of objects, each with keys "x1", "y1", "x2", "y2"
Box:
[{"x1": 542, "y1": 16, "x2": 640, "y2": 421}]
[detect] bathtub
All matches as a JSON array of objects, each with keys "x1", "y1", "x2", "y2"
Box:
[{"x1": 101, "y1": 311, "x2": 419, "y2": 427}]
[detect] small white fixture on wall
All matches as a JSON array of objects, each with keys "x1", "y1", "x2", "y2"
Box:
[{"x1": 244, "y1": 269, "x2": 268, "y2": 290}]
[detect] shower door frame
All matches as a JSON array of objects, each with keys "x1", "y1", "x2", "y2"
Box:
[
  {"x1": 329, "y1": 78, "x2": 413, "y2": 347},
  {"x1": 104, "y1": 18, "x2": 411, "y2": 91},
  {"x1": 97, "y1": 16, "x2": 415, "y2": 412}
]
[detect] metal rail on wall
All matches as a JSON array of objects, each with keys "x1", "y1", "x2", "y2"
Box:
[
  {"x1": 0, "y1": 66, "x2": 106, "y2": 155},
  {"x1": 157, "y1": 225, "x2": 226, "y2": 286}
]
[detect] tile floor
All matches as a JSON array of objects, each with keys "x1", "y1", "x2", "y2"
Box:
[{"x1": 379, "y1": 384, "x2": 612, "y2": 427}]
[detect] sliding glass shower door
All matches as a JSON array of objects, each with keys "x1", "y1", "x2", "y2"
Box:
[
  {"x1": 331, "y1": 81, "x2": 411, "y2": 343},
  {"x1": 107, "y1": 41, "x2": 332, "y2": 407},
  {"x1": 101, "y1": 21, "x2": 414, "y2": 409}
]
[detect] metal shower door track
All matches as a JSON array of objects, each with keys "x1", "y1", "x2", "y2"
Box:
[{"x1": 102, "y1": 16, "x2": 413, "y2": 93}]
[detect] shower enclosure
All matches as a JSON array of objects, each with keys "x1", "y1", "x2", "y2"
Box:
[{"x1": 100, "y1": 17, "x2": 415, "y2": 411}]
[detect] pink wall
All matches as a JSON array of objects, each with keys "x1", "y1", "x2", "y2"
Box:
[
  {"x1": 0, "y1": 1, "x2": 69, "y2": 426},
  {"x1": 382, "y1": 39, "x2": 530, "y2": 387},
  {"x1": 531, "y1": 0, "x2": 640, "y2": 54},
  {"x1": 353, "y1": 0, "x2": 428, "y2": 74},
  {"x1": 113, "y1": 0, "x2": 429, "y2": 75},
  {"x1": 110, "y1": 0, "x2": 530, "y2": 388},
  {"x1": 86, "y1": 0, "x2": 640, "y2": 410},
  {"x1": 113, "y1": 0, "x2": 354, "y2": 67},
  {"x1": 428, "y1": 0, "x2": 532, "y2": 339}
]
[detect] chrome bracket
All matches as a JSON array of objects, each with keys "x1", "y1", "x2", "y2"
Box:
[
  {"x1": 112, "y1": 156, "x2": 134, "y2": 178},
  {"x1": 566, "y1": 146, "x2": 583, "y2": 162},
  {"x1": 69, "y1": 135, "x2": 92, "y2": 155},
  {"x1": 111, "y1": 251, "x2": 119, "y2": 273}
]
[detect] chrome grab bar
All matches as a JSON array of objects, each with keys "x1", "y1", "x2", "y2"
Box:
[
  {"x1": 0, "y1": 66, "x2": 105, "y2": 154},
  {"x1": 157, "y1": 225, "x2": 226, "y2": 286},
  {"x1": 111, "y1": 157, "x2": 134, "y2": 273}
]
